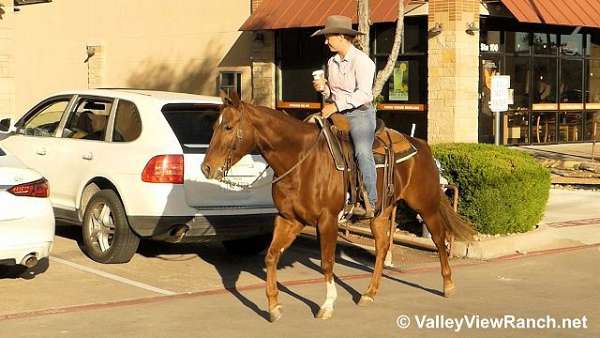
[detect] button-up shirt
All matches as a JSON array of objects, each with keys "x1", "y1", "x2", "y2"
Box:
[{"x1": 322, "y1": 44, "x2": 375, "y2": 112}]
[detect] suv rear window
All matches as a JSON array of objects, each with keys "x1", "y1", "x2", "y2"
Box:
[{"x1": 162, "y1": 103, "x2": 221, "y2": 153}]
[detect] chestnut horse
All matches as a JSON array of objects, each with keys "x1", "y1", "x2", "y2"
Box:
[{"x1": 201, "y1": 93, "x2": 474, "y2": 322}]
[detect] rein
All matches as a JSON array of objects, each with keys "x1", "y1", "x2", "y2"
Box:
[{"x1": 218, "y1": 104, "x2": 324, "y2": 191}]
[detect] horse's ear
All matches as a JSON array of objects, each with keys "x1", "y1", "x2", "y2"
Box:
[
  {"x1": 219, "y1": 89, "x2": 232, "y2": 106},
  {"x1": 229, "y1": 91, "x2": 241, "y2": 108}
]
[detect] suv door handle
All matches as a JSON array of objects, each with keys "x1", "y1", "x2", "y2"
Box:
[
  {"x1": 36, "y1": 148, "x2": 46, "y2": 156},
  {"x1": 82, "y1": 152, "x2": 93, "y2": 161}
]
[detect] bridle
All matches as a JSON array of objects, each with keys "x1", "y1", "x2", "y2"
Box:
[{"x1": 217, "y1": 103, "x2": 324, "y2": 190}]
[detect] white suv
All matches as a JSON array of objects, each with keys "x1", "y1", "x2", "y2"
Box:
[{"x1": 0, "y1": 89, "x2": 275, "y2": 264}]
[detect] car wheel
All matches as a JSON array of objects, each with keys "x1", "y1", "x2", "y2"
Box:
[
  {"x1": 82, "y1": 189, "x2": 140, "y2": 263},
  {"x1": 222, "y1": 233, "x2": 272, "y2": 255}
]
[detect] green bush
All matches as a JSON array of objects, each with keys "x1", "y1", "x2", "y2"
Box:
[{"x1": 432, "y1": 143, "x2": 551, "y2": 235}]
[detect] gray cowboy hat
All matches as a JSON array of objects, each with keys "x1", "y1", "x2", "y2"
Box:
[{"x1": 310, "y1": 15, "x2": 363, "y2": 37}]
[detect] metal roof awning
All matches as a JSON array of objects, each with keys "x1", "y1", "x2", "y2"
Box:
[
  {"x1": 240, "y1": 0, "x2": 424, "y2": 31},
  {"x1": 500, "y1": 0, "x2": 600, "y2": 28}
]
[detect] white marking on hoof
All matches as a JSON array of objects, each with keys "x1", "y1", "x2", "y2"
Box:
[
  {"x1": 358, "y1": 295, "x2": 374, "y2": 306},
  {"x1": 269, "y1": 305, "x2": 283, "y2": 322},
  {"x1": 316, "y1": 307, "x2": 334, "y2": 320}
]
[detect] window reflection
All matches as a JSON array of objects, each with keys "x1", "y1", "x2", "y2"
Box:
[
  {"x1": 503, "y1": 111, "x2": 529, "y2": 145},
  {"x1": 533, "y1": 33, "x2": 558, "y2": 55},
  {"x1": 531, "y1": 112, "x2": 557, "y2": 143},
  {"x1": 558, "y1": 112, "x2": 583, "y2": 142}
]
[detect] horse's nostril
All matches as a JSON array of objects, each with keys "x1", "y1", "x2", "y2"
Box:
[{"x1": 201, "y1": 163, "x2": 211, "y2": 178}]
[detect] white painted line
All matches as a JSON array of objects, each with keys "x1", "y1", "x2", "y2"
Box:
[{"x1": 50, "y1": 257, "x2": 177, "y2": 296}]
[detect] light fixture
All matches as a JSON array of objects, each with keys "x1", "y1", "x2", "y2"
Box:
[
  {"x1": 428, "y1": 23, "x2": 443, "y2": 36},
  {"x1": 466, "y1": 22, "x2": 479, "y2": 35}
]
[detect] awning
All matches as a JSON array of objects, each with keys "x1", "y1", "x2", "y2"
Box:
[
  {"x1": 501, "y1": 0, "x2": 600, "y2": 28},
  {"x1": 240, "y1": 0, "x2": 420, "y2": 31}
]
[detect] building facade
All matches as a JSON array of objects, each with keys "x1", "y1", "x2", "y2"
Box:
[{"x1": 1, "y1": 0, "x2": 599, "y2": 145}]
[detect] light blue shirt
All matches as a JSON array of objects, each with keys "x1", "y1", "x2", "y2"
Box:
[{"x1": 322, "y1": 45, "x2": 375, "y2": 112}]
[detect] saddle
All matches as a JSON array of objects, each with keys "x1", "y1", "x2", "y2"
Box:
[{"x1": 311, "y1": 114, "x2": 417, "y2": 217}]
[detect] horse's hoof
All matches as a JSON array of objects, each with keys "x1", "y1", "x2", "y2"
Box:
[
  {"x1": 444, "y1": 285, "x2": 456, "y2": 298},
  {"x1": 358, "y1": 295, "x2": 374, "y2": 306},
  {"x1": 316, "y1": 307, "x2": 334, "y2": 320},
  {"x1": 269, "y1": 305, "x2": 283, "y2": 322}
]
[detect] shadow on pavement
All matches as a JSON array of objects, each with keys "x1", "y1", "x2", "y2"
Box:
[{"x1": 0, "y1": 258, "x2": 49, "y2": 280}]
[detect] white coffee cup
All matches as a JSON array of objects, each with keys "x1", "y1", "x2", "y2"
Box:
[{"x1": 312, "y1": 70, "x2": 325, "y2": 91}]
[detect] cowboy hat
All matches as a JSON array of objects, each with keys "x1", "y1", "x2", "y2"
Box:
[{"x1": 310, "y1": 15, "x2": 363, "y2": 37}]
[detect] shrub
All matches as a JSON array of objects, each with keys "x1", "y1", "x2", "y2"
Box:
[{"x1": 432, "y1": 143, "x2": 551, "y2": 235}]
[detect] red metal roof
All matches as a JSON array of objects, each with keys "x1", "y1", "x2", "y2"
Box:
[
  {"x1": 501, "y1": 0, "x2": 600, "y2": 28},
  {"x1": 240, "y1": 0, "x2": 415, "y2": 31}
]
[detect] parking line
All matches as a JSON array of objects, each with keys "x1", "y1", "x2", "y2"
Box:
[{"x1": 50, "y1": 257, "x2": 177, "y2": 296}]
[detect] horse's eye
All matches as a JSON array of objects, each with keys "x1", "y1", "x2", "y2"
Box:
[{"x1": 224, "y1": 125, "x2": 233, "y2": 131}]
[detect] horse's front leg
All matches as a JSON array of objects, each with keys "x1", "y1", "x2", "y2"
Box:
[
  {"x1": 359, "y1": 205, "x2": 396, "y2": 305},
  {"x1": 315, "y1": 211, "x2": 339, "y2": 320},
  {"x1": 265, "y1": 216, "x2": 303, "y2": 322}
]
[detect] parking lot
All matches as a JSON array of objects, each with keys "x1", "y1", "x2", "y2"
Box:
[
  {"x1": 0, "y1": 222, "x2": 452, "y2": 320},
  {"x1": 1, "y1": 222, "x2": 598, "y2": 337}
]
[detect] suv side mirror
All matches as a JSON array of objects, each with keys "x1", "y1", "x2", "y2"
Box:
[{"x1": 0, "y1": 118, "x2": 11, "y2": 133}]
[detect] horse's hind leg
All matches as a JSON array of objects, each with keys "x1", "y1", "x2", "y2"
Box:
[
  {"x1": 359, "y1": 205, "x2": 396, "y2": 306},
  {"x1": 265, "y1": 216, "x2": 304, "y2": 322},
  {"x1": 420, "y1": 209, "x2": 455, "y2": 297},
  {"x1": 315, "y1": 211, "x2": 339, "y2": 320}
]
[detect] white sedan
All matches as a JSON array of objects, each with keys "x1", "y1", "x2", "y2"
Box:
[{"x1": 0, "y1": 146, "x2": 55, "y2": 268}]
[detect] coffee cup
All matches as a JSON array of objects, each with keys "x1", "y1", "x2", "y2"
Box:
[{"x1": 312, "y1": 70, "x2": 325, "y2": 91}]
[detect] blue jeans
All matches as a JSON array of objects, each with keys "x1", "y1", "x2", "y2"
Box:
[{"x1": 345, "y1": 105, "x2": 377, "y2": 207}]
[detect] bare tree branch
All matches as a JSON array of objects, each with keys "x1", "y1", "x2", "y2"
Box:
[
  {"x1": 357, "y1": 0, "x2": 370, "y2": 55},
  {"x1": 372, "y1": 0, "x2": 404, "y2": 99}
]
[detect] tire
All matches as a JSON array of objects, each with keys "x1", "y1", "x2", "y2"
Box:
[
  {"x1": 222, "y1": 233, "x2": 272, "y2": 255},
  {"x1": 81, "y1": 189, "x2": 140, "y2": 263}
]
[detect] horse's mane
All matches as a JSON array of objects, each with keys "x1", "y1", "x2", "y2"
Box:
[{"x1": 244, "y1": 102, "x2": 317, "y2": 133}]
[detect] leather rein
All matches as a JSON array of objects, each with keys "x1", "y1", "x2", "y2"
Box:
[{"x1": 218, "y1": 103, "x2": 324, "y2": 190}]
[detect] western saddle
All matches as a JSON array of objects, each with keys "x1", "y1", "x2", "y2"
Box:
[{"x1": 310, "y1": 114, "x2": 417, "y2": 219}]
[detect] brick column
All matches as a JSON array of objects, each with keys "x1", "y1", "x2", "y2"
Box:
[
  {"x1": 250, "y1": 31, "x2": 275, "y2": 108},
  {"x1": 427, "y1": 0, "x2": 480, "y2": 144},
  {"x1": 0, "y1": 0, "x2": 15, "y2": 119},
  {"x1": 251, "y1": 0, "x2": 263, "y2": 12}
]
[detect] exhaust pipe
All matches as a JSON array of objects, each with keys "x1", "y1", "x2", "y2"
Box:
[
  {"x1": 21, "y1": 254, "x2": 38, "y2": 268},
  {"x1": 166, "y1": 224, "x2": 190, "y2": 243}
]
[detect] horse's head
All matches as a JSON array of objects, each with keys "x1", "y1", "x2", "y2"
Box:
[{"x1": 201, "y1": 91, "x2": 257, "y2": 180}]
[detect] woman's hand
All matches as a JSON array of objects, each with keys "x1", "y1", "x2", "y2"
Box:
[
  {"x1": 313, "y1": 78, "x2": 326, "y2": 92},
  {"x1": 321, "y1": 103, "x2": 337, "y2": 118}
]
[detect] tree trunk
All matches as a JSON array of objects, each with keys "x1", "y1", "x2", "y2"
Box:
[
  {"x1": 372, "y1": 0, "x2": 404, "y2": 100},
  {"x1": 357, "y1": 0, "x2": 370, "y2": 55}
]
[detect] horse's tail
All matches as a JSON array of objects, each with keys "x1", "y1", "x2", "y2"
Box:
[{"x1": 439, "y1": 196, "x2": 476, "y2": 241}]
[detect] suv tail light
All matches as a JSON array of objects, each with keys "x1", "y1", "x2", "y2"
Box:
[
  {"x1": 8, "y1": 178, "x2": 49, "y2": 198},
  {"x1": 142, "y1": 155, "x2": 184, "y2": 184}
]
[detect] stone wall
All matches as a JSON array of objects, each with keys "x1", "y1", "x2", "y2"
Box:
[{"x1": 427, "y1": 0, "x2": 480, "y2": 143}]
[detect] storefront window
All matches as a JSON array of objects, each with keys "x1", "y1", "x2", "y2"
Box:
[
  {"x1": 531, "y1": 112, "x2": 557, "y2": 143},
  {"x1": 585, "y1": 33, "x2": 600, "y2": 58},
  {"x1": 561, "y1": 34, "x2": 584, "y2": 57},
  {"x1": 533, "y1": 58, "x2": 558, "y2": 106},
  {"x1": 586, "y1": 60, "x2": 600, "y2": 104},
  {"x1": 560, "y1": 59, "x2": 583, "y2": 103},
  {"x1": 378, "y1": 57, "x2": 425, "y2": 104},
  {"x1": 480, "y1": 30, "x2": 501, "y2": 53},
  {"x1": 277, "y1": 29, "x2": 328, "y2": 102},
  {"x1": 376, "y1": 18, "x2": 426, "y2": 55},
  {"x1": 533, "y1": 33, "x2": 558, "y2": 55},
  {"x1": 504, "y1": 56, "x2": 530, "y2": 110},
  {"x1": 584, "y1": 111, "x2": 600, "y2": 140},
  {"x1": 505, "y1": 32, "x2": 530, "y2": 54},
  {"x1": 503, "y1": 111, "x2": 529, "y2": 145},
  {"x1": 558, "y1": 112, "x2": 583, "y2": 142}
]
